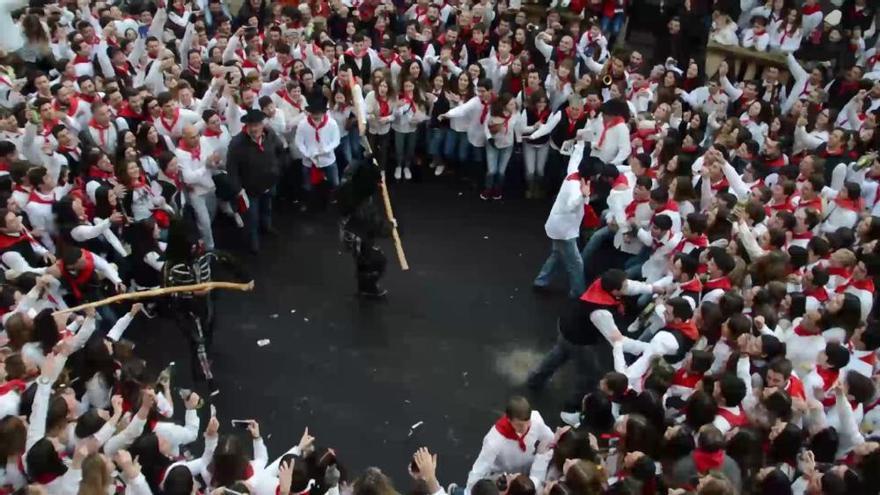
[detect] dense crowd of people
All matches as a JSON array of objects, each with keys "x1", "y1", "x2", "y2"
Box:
[{"x1": 0, "y1": 0, "x2": 879, "y2": 493}]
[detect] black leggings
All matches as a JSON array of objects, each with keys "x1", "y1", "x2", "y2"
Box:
[{"x1": 368, "y1": 132, "x2": 392, "y2": 174}]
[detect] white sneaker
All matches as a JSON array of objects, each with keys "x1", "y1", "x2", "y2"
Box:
[
  {"x1": 403, "y1": 167, "x2": 412, "y2": 180},
  {"x1": 434, "y1": 164, "x2": 445, "y2": 176},
  {"x1": 549, "y1": 0, "x2": 558, "y2": 7},
  {"x1": 560, "y1": 0, "x2": 570, "y2": 6},
  {"x1": 560, "y1": 411, "x2": 581, "y2": 428},
  {"x1": 394, "y1": 166, "x2": 402, "y2": 180},
  {"x1": 233, "y1": 213, "x2": 244, "y2": 228}
]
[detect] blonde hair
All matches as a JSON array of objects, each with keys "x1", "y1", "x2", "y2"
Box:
[
  {"x1": 78, "y1": 454, "x2": 111, "y2": 495},
  {"x1": 830, "y1": 248, "x2": 856, "y2": 268}
]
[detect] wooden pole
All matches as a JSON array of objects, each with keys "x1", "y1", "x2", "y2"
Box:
[
  {"x1": 352, "y1": 87, "x2": 410, "y2": 271},
  {"x1": 53, "y1": 281, "x2": 255, "y2": 315},
  {"x1": 358, "y1": 137, "x2": 410, "y2": 271}
]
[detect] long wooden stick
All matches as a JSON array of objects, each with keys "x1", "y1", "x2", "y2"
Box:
[
  {"x1": 359, "y1": 136, "x2": 410, "y2": 271},
  {"x1": 53, "y1": 281, "x2": 255, "y2": 315},
  {"x1": 352, "y1": 88, "x2": 410, "y2": 271}
]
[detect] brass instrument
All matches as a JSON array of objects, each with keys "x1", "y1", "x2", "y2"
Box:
[{"x1": 602, "y1": 74, "x2": 613, "y2": 87}]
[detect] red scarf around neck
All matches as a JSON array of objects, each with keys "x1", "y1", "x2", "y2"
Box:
[
  {"x1": 493, "y1": 416, "x2": 530, "y2": 452},
  {"x1": 597, "y1": 117, "x2": 625, "y2": 147},
  {"x1": 307, "y1": 114, "x2": 329, "y2": 142},
  {"x1": 692, "y1": 449, "x2": 724, "y2": 473}
]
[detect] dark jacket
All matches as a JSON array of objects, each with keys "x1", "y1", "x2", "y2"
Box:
[{"x1": 226, "y1": 128, "x2": 284, "y2": 196}]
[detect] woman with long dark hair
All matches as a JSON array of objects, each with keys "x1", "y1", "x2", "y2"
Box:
[{"x1": 54, "y1": 194, "x2": 126, "y2": 261}]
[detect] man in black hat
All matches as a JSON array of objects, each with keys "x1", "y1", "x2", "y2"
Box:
[
  {"x1": 293, "y1": 96, "x2": 341, "y2": 205},
  {"x1": 226, "y1": 109, "x2": 285, "y2": 253}
]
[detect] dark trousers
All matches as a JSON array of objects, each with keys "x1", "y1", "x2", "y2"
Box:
[
  {"x1": 528, "y1": 329, "x2": 606, "y2": 411},
  {"x1": 246, "y1": 189, "x2": 274, "y2": 251}
]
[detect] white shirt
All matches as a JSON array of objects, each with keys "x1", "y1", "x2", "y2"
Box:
[
  {"x1": 544, "y1": 148, "x2": 586, "y2": 240},
  {"x1": 465, "y1": 411, "x2": 554, "y2": 493},
  {"x1": 293, "y1": 115, "x2": 340, "y2": 168}
]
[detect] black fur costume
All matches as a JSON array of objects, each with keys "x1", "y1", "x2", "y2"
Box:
[{"x1": 337, "y1": 158, "x2": 389, "y2": 297}]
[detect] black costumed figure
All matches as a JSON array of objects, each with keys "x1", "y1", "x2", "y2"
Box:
[
  {"x1": 338, "y1": 157, "x2": 390, "y2": 298},
  {"x1": 161, "y1": 216, "x2": 249, "y2": 396}
]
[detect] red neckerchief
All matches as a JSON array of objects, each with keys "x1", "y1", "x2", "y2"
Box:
[
  {"x1": 307, "y1": 114, "x2": 329, "y2": 142},
  {"x1": 624, "y1": 198, "x2": 649, "y2": 219},
  {"x1": 817, "y1": 366, "x2": 840, "y2": 405},
  {"x1": 203, "y1": 127, "x2": 222, "y2": 138},
  {"x1": 160, "y1": 109, "x2": 181, "y2": 133},
  {"x1": 177, "y1": 138, "x2": 201, "y2": 160},
  {"x1": 377, "y1": 51, "x2": 400, "y2": 68},
  {"x1": 41, "y1": 118, "x2": 59, "y2": 137},
  {"x1": 88, "y1": 118, "x2": 110, "y2": 146},
  {"x1": 345, "y1": 47, "x2": 367, "y2": 59},
  {"x1": 704, "y1": 276, "x2": 731, "y2": 291},
  {"x1": 784, "y1": 374, "x2": 806, "y2": 399},
  {"x1": 579, "y1": 278, "x2": 620, "y2": 308},
  {"x1": 793, "y1": 324, "x2": 817, "y2": 337},
  {"x1": 60, "y1": 250, "x2": 95, "y2": 301},
  {"x1": 797, "y1": 196, "x2": 823, "y2": 213},
  {"x1": 493, "y1": 416, "x2": 530, "y2": 452},
  {"x1": 672, "y1": 368, "x2": 703, "y2": 388},
  {"x1": 79, "y1": 92, "x2": 97, "y2": 104},
  {"x1": 828, "y1": 266, "x2": 851, "y2": 279},
  {"x1": 0, "y1": 379, "x2": 27, "y2": 395},
  {"x1": 676, "y1": 234, "x2": 708, "y2": 254},
  {"x1": 565, "y1": 108, "x2": 585, "y2": 136},
  {"x1": 678, "y1": 277, "x2": 703, "y2": 296},
  {"x1": 835, "y1": 196, "x2": 863, "y2": 212},
  {"x1": 667, "y1": 319, "x2": 699, "y2": 341},
  {"x1": 87, "y1": 166, "x2": 114, "y2": 181},
  {"x1": 802, "y1": 4, "x2": 822, "y2": 15},
  {"x1": 612, "y1": 174, "x2": 629, "y2": 189},
  {"x1": 376, "y1": 96, "x2": 391, "y2": 117},
  {"x1": 597, "y1": 116, "x2": 624, "y2": 147},
  {"x1": 73, "y1": 53, "x2": 91, "y2": 64},
  {"x1": 400, "y1": 91, "x2": 416, "y2": 113},
  {"x1": 242, "y1": 59, "x2": 260, "y2": 69},
  {"x1": 764, "y1": 155, "x2": 786, "y2": 168},
  {"x1": 710, "y1": 178, "x2": 729, "y2": 192},
  {"x1": 767, "y1": 195, "x2": 794, "y2": 213},
  {"x1": 692, "y1": 449, "x2": 724, "y2": 473},
  {"x1": 681, "y1": 144, "x2": 699, "y2": 153},
  {"x1": 59, "y1": 96, "x2": 79, "y2": 117},
  {"x1": 479, "y1": 95, "x2": 494, "y2": 124},
  {"x1": 117, "y1": 102, "x2": 140, "y2": 119},
  {"x1": 555, "y1": 46, "x2": 575, "y2": 65},
  {"x1": 653, "y1": 199, "x2": 679, "y2": 217},
  {"x1": 836, "y1": 277, "x2": 875, "y2": 294},
  {"x1": 0, "y1": 230, "x2": 36, "y2": 250},
  {"x1": 790, "y1": 230, "x2": 813, "y2": 242},
  {"x1": 28, "y1": 189, "x2": 55, "y2": 205},
  {"x1": 804, "y1": 286, "x2": 829, "y2": 302},
  {"x1": 536, "y1": 108, "x2": 551, "y2": 124},
  {"x1": 279, "y1": 90, "x2": 304, "y2": 112}
]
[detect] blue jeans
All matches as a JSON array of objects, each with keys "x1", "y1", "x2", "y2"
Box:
[
  {"x1": 246, "y1": 188, "x2": 274, "y2": 251},
  {"x1": 428, "y1": 127, "x2": 448, "y2": 159},
  {"x1": 339, "y1": 131, "x2": 362, "y2": 168},
  {"x1": 443, "y1": 129, "x2": 471, "y2": 163},
  {"x1": 485, "y1": 143, "x2": 513, "y2": 189},
  {"x1": 394, "y1": 131, "x2": 417, "y2": 168},
  {"x1": 601, "y1": 14, "x2": 625, "y2": 37},
  {"x1": 624, "y1": 246, "x2": 651, "y2": 280},
  {"x1": 534, "y1": 238, "x2": 586, "y2": 298},
  {"x1": 302, "y1": 163, "x2": 340, "y2": 191}
]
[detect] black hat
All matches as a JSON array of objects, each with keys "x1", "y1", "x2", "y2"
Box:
[
  {"x1": 240, "y1": 109, "x2": 266, "y2": 124},
  {"x1": 306, "y1": 97, "x2": 328, "y2": 114}
]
